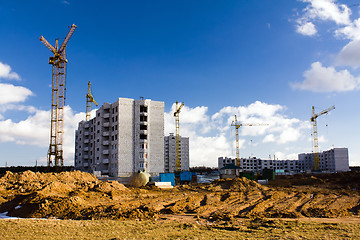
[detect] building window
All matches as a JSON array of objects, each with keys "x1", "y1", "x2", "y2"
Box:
[
  {"x1": 140, "y1": 115, "x2": 147, "y2": 121},
  {"x1": 140, "y1": 134, "x2": 147, "y2": 140},
  {"x1": 140, "y1": 125, "x2": 147, "y2": 130},
  {"x1": 115, "y1": 116, "x2": 118, "y2": 122},
  {"x1": 140, "y1": 106, "x2": 147, "y2": 112}
]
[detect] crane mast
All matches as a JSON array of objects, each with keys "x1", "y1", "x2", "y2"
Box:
[
  {"x1": 40, "y1": 24, "x2": 77, "y2": 170},
  {"x1": 86, "y1": 81, "x2": 98, "y2": 121},
  {"x1": 231, "y1": 115, "x2": 268, "y2": 167},
  {"x1": 174, "y1": 101, "x2": 184, "y2": 172},
  {"x1": 310, "y1": 105, "x2": 335, "y2": 171}
]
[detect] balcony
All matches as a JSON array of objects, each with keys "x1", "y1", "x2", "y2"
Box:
[
  {"x1": 102, "y1": 150, "x2": 109, "y2": 155},
  {"x1": 102, "y1": 169, "x2": 109, "y2": 174},
  {"x1": 83, "y1": 155, "x2": 89, "y2": 159},
  {"x1": 103, "y1": 113, "x2": 110, "y2": 118},
  {"x1": 84, "y1": 139, "x2": 89, "y2": 144},
  {"x1": 84, "y1": 131, "x2": 89, "y2": 136},
  {"x1": 83, "y1": 162, "x2": 89, "y2": 167},
  {"x1": 84, "y1": 147, "x2": 89, "y2": 151},
  {"x1": 103, "y1": 132, "x2": 110, "y2": 137},
  {"x1": 102, "y1": 140, "x2": 109, "y2": 146},
  {"x1": 103, "y1": 159, "x2": 109, "y2": 164},
  {"x1": 84, "y1": 123, "x2": 89, "y2": 128},
  {"x1": 103, "y1": 122, "x2": 110, "y2": 127}
]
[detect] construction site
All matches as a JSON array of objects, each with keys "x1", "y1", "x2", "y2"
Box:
[{"x1": 0, "y1": 23, "x2": 360, "y2": 239}]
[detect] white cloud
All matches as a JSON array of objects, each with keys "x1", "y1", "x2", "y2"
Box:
[
  {"x1": 0, "y1": 102, "x2": 96, "y2": 165},
  {"x1": 0, "y1": 62, "x2": 20, "y2": 80},
  {"x1": 337, "y1": 40, "x2": 360, "y2": 67},
  {"x1": 274, "y1": 151, "x2": 298, "y2": 160},
  {"x1": 165, "y1": 101, "x2": 309, "y2": 167},
  {"x1": 301, "y1": 0, "x2": 351, "y2": 25},
  {"x1": 296, "y1": 21, "x2": 318, "y2": 36},
  {"x1": 295, "y1": 0, "x2": 352, "y2": 37},
  {"x1": 0, "y1": 83, "x2": 33, "y2": 104},
  {"x1": 291, "y1": 61, "x2": 360, "y2": 92},
  {"x1": 335, "y1": 18, "x2": 360, "y2": 40}
]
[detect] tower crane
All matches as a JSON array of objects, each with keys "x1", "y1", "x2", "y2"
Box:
[
  {"x1": 86, "y1": 81, "x2": 98, "y2": 121},
  {"x1": 40, "y1": 24, "x2": 77, "y2": 170},
  {"x1": 174, "y1": 101, "x2": 184, "y2": 172},
  {"x1": 310, "y1": 105, "x2": 335, "y2": 171},
  {"x1": 231, "y1": 115, "x2": 268, "y2": 167}
]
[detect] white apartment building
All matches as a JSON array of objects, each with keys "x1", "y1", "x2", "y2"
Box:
[
  {"x1": 75, "y1": 97, "x2": 164, "y2": 177},
  {"x1": 218, "y1": 157, "x2": 301, "y2": 174},
  {"x1": 298, "y1": 148, "x2": 349, "y2": 172},
  {"x1": 218, "y1": 148, "x2": 349, "y2": 174},
  {"x1": 164, "y1": 133, "x2": 189, "y2": 172}
]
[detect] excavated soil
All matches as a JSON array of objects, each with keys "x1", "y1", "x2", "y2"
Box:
[{"x1": 0, "y1": 171, "x2": 359, "y2": 221}]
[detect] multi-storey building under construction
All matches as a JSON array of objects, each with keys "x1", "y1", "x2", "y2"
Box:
[
  {"x1": 218, "y1": 148, "x2": 349, "y2": 174},
  {"x1": 75, "y1": 97, "x2": 164, "y2": 177},
  {"x1": 164, "y1": 133, "x2": 189, "y2": 172}
]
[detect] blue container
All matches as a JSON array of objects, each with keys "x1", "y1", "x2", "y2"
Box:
[
  {"x1": 160, "y1": 173, "x2": 175, "y2": 186},
  {"x1": 180, "y1": 171, "x2": 192, "y2": 182}
]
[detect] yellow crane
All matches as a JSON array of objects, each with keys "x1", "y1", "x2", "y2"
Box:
[
  {"x1": 86, "y1": 81, "x2": 98, "y2": 121},
  {"x1": 231, "y1": 115, "x2": 268, "y2": 167},
  {"x1": 40, "y1": 24, "x2": 77, "y2": 169},
  {"x1": 174, "y1": 101, "x2": 184, "y2": 172},
  {"x1": 310, "y1": 105, "x2": 335, "y2": 171}
]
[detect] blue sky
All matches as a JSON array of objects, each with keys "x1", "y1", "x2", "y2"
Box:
[{"x1": 0, "y1": 0, "x2": 359, "y2": 167}]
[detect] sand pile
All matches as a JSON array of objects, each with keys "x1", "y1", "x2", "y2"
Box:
[
  {"x1": 0, "y1": 171, "x2": 359, "y2": 221},
  {"x1": 0, "y1": 171, "x2": 130, "y2": 220}
]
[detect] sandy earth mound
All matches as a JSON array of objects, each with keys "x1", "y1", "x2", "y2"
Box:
[{"x1": 0, "y1": 171, "x2": 359, "y2": 221}]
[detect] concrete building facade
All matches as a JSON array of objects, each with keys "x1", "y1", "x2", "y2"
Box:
[
  {"x1": 75, "y1": 97, "x2": 164, "y2": 177},
  {"x1": 218, "y1": 148, "x2": 349, "y2": 174},
  {"x1": 164, "y1": 133, "x2": 189, "y2": 172},
  {"x1": 298, "y1": 148, "x2": 349, "y2": 172}
]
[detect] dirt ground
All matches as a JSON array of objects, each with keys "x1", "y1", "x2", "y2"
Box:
[
  {"x1": 0, "y1": 171, "x2": 359, "y2": 222},
  {"x1": 1, "y1": 217, "x2": 360, "y2": 239}
]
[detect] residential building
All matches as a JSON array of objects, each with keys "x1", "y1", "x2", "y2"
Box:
[
  {"x1": 164, "y1": 133, "x2": 189, "y2": 172},
  {"x1": 218, "y1": 148, "x2": 349, "y2": 174},
  {"x1": 75, "y1": 97, "x2": 164, "y2": 177},
  {"x1": 298, "y1": 148, "x2": 349, "y2": 172}
]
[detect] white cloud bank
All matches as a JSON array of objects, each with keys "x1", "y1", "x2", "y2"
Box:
[
  {"x1": 165, "y1": 101, "x2": 310, "y2": 167},
  {"x1": 0, "y1": 62, "x2": 20, "y2": 80},
  {"x1": 0, "y1": 99, "x2": 310, "y2": 167},
  {"x1": 291, "y1": 61, "x2": 360, "y2": 92}
]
